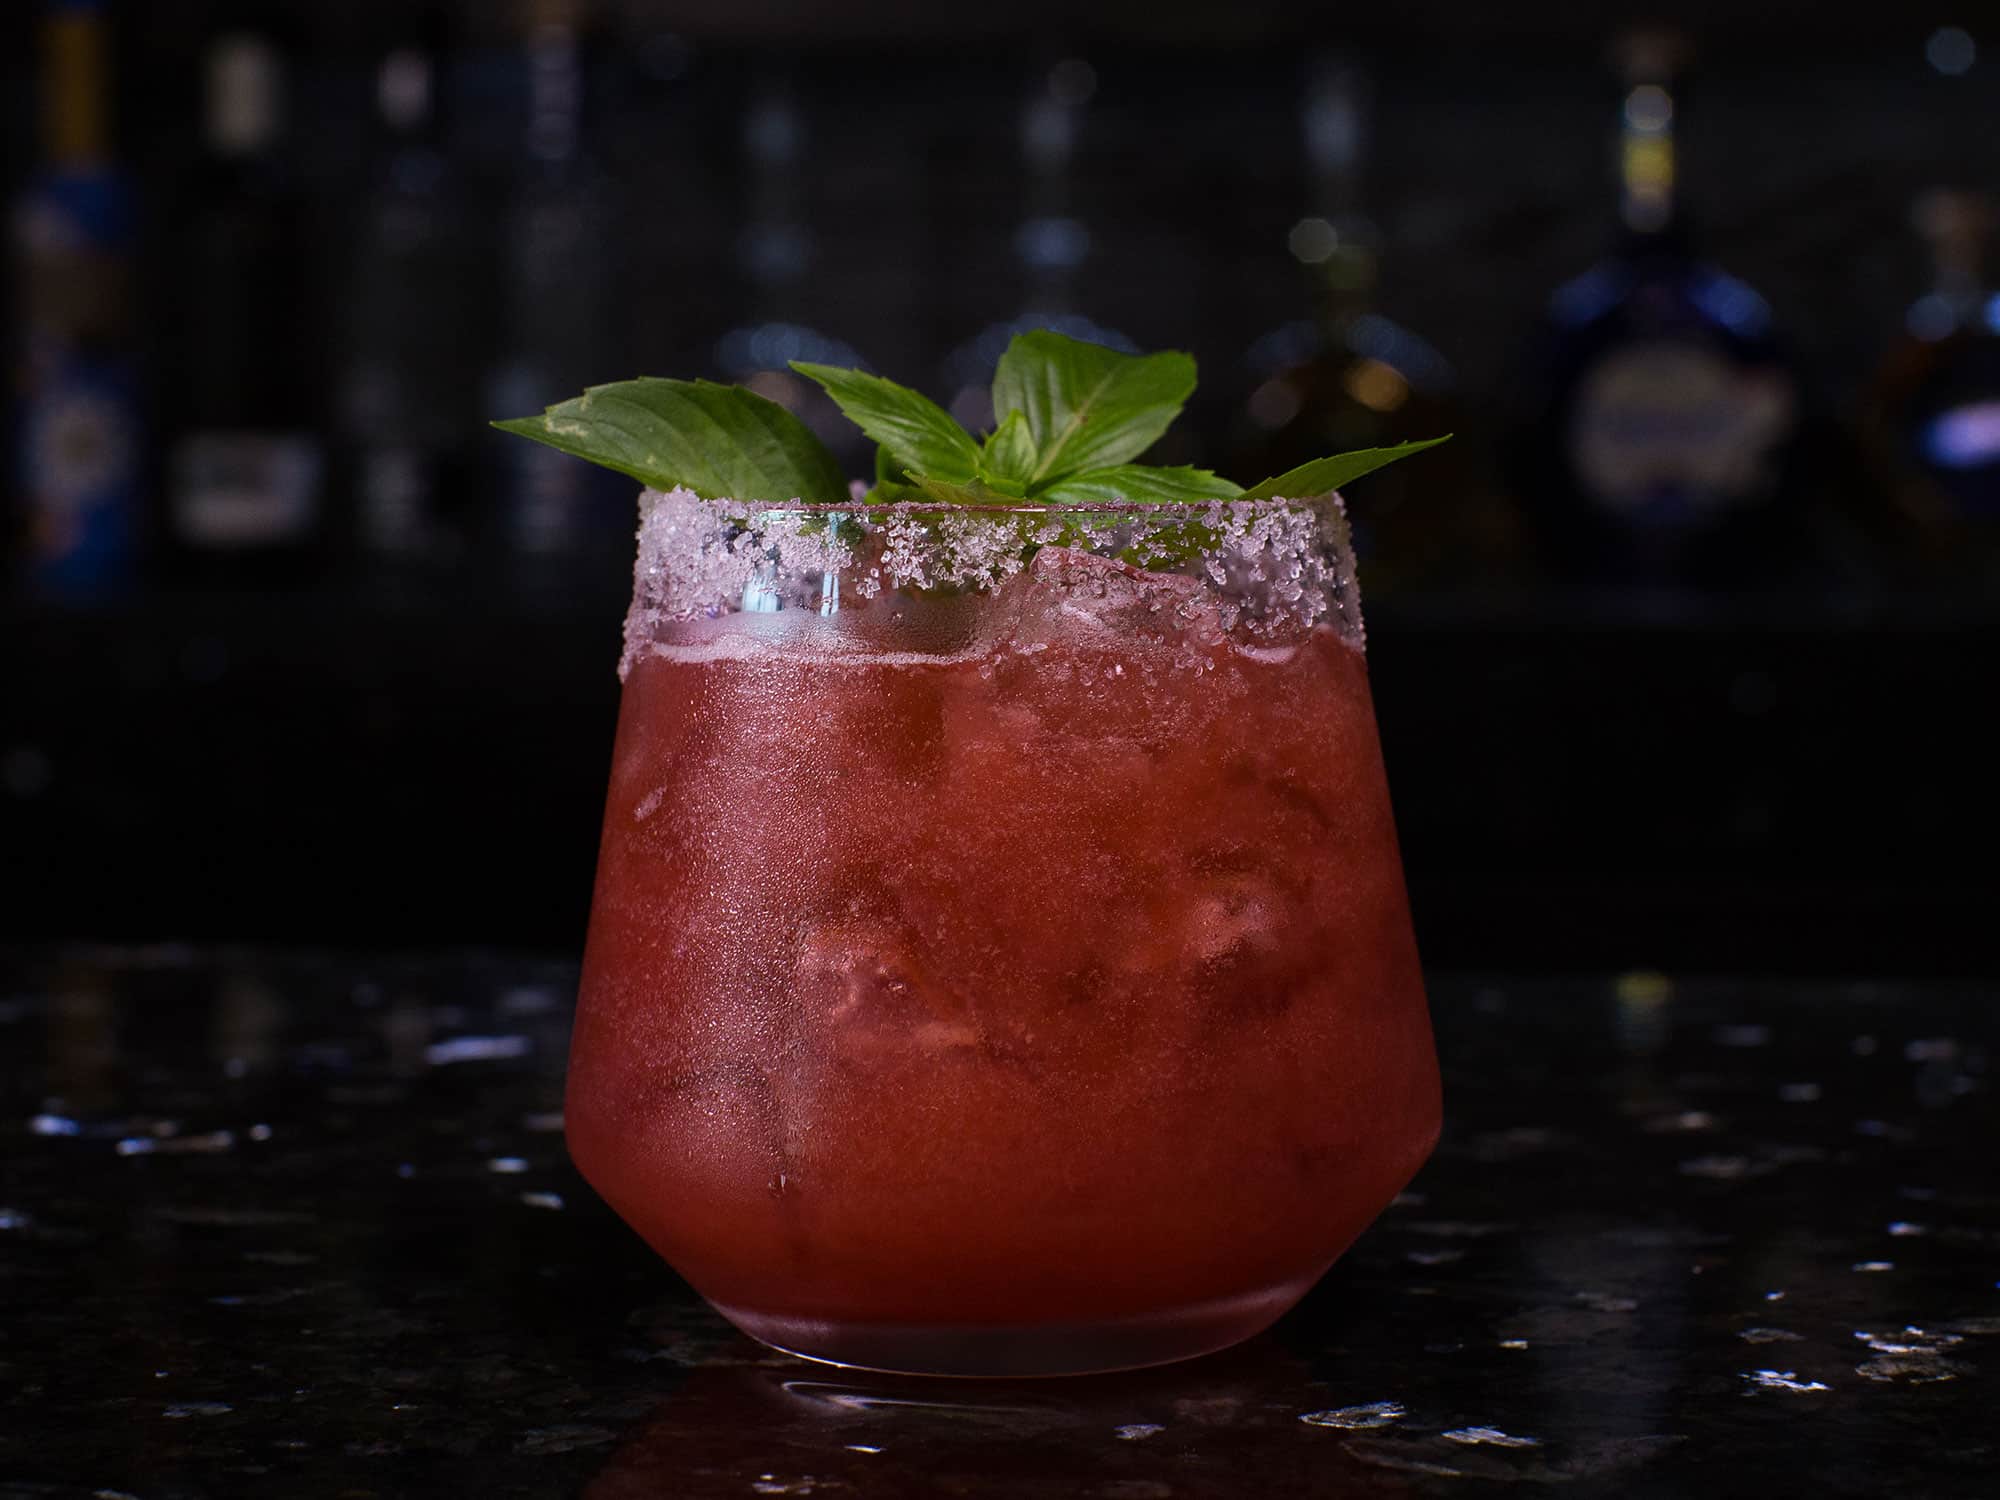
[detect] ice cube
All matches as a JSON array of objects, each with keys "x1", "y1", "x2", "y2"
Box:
[
  {"x1": 983, "y1": 547, "x2": 1224, "y2": 659},
  {"x1": 792, "y1": 926, "x2": 980, "y2": 1062},
  {"x1": 1177, "y1": 866, "x2": 1293, "y2": 963},
  {"x1": 772, "y1": 923, "x2": 993, "y2": 1175},
  {"x1": 653, "y1": 1058, "x2": 787, "y2": 1192},
  {"x1": 1081, "y1": 853, "x2": 1310, "y2": 1038},
  {"x1": 1173, "y1": 865, "x2": 1313, "y2": 1024}
]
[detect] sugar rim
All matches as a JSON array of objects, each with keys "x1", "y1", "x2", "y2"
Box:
[
  {"x1": 702, "y1": 496, "x2": 1334, "y2": 517},
  {"x1": 620, "y1": 487, "x2": 1364, "y2": 677}
]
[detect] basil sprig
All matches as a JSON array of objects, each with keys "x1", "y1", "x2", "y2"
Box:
[{"x1": 496, "y1": 330, "x2": 1446, "y2": 508}]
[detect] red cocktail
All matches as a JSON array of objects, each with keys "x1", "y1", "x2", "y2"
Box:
[{"x1": 565, "y1": 493, "x2": 1440, "y2": 1375}]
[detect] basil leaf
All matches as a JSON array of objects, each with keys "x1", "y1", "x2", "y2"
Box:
[
  {"x1": 492, "y1": 378, "x2": 847, "y2": 504},
  {"x1": 908, "y1": 474, "x2": 1013, "y2": 507},
  {"x1": 1033, "y1": 464, "x2": 1244, "y2": 506},
  {"x1": 1116, "y1": 519, "x2": 1231, "y2": 571},
  {"x1": 860, "y1": 445, "x2": 907, "y2": 503},
  {"x1": 792, "y1": 362, "x2": 980, "y2": 482},
  {"x1": 1240, "y1": 436, "x2": 1453, "y2": 501},
  {"x1": 991, "y1": 330, "x2": 1197, "y2": 482},
  {"x1": 979, "y1": 411, "x2": 1037, "y2": 485}
]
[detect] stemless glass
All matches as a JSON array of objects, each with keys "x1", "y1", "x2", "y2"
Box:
[{"x1": 565, "y1": 489, "x2": 1440, "y2": 1376}]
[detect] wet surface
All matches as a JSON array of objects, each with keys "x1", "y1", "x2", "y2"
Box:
[{"x1": 0, "y1": 951, "x2": 1994, "y2": 1498}]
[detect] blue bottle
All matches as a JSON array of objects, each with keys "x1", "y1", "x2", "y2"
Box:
[
  {"x1": 1518, "y1": 33, "x2": 1805, "y2": 589},
  {"x1": 11, "y1": 0, "x2": 143, "y2": 594}
]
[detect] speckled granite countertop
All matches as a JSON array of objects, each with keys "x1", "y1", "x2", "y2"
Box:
[{"x1": 1, "y1": 951, "x2": 1994, "y2": 1498}]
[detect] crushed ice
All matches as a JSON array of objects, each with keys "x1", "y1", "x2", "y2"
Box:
[
  {"x1": 1741, "y1": 1370, "x2": 1830, "y2": 1392},
  {"x1": 116, "y1": 1130, "x2": 234, "y2": 1156},
  {"x1": 1854, "y1": 1326, "x2": 1962, "y2": 1355},
  {"x1": 423, "y1": 1035, "x2": 531, "y2": 1066},
  {"x1": 1441, "y1": 1427, "x2": 1542, "y2": 1448},
  {"x1": 1853, "y1": 1326, "x2": 1966, "y2": 1383},
  {"x1": 1301, "y1": 1401, "x2": 1406, "y2": 1430}
]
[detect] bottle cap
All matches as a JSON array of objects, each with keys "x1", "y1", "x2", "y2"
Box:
[
  {"x1": 207, "y1": 34, "x2": 282, "y2": 156},
  {"x1": 379, "y1": 48, "x2": 433, "y2": 132},
  {"x1": 1610, "y1": 27, "x2": 1692, "y2": 86}
]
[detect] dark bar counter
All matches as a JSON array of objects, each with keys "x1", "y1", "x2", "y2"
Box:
[{"x1": 1, "y1": 951, "x2": 1993, "y2": 1497}]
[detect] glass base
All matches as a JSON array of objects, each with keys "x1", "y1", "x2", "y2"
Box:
[{"x1": 711, "y1": 1278, "x2": 1314, "y2": 1377}]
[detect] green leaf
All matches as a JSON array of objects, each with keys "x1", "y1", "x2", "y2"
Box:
[
  {"x1": 979, "y1": 411, "x2": 1037, "y2": 486},
  {"x1": 1033, "y1": 464, "x2": 1244, "y2": 506},
  {"x1": 493, "y1": 378, "x2": 847, "y2": 504},
  {"x1": 1239, "y1": 436, "x2": 1453, "y2": 501},
  {"x1": 991, "y1": 331, "x2": 1197, "y2": 482},
  {"x1": 908, "y1": 474, "x2": 1014, "y2": 507},
  {"x1": 860, "y1": 445, "x2": 914, "y2": 504},
  {"x1": 1116, "y1": 520, "x2": 1231, "y2": 571},
  {"x1": 792, "y1": 362, "x2": 980, "y2": 482}
]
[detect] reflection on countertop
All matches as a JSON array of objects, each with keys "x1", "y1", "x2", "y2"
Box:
[{"x1": 0, "y1": 950, "x2": 1994, "y2": 1497}]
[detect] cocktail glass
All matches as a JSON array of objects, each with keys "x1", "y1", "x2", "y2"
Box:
[{"x1": 566, "y1": 489, "x2": 1440, "y2": 1376}]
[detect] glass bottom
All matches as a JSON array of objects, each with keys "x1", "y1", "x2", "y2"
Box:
[{"x1": 711, "y1": 1278, "x2": 1314, "y2": 1377}]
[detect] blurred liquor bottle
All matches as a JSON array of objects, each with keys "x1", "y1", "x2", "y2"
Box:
[
  {"x1": 1227, "y1": 58, "x2": 1490, "y2": 597},
  {"x1": 1516, "y1": 32, "x2": 1804, "y2": 590},
  {"x1": 712, "y1": 62, "x2": 871, "y2": 472},
  {"x1": 487, "y1": 0, "x2": 627, "y2": 568},
  {"x1": 940, "y1": 56, "x2": 1137, "y2": 434},
  {"x1": 163, "y1": 21, "x2": 324, "y2": 582},
  {"x1": 336, "y1": 4, "x2": 473, "y2": 574},
  {"x1": 1863, "y1": 189, "x2": 2000, "y2": 584},
  {"x1": 9, "y1": 0, "x2": 142, "y2": 594}
]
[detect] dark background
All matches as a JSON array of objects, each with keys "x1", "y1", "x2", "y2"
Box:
[{"x1": 2, "y1": 0, "x2": 1995, "y2": 976}]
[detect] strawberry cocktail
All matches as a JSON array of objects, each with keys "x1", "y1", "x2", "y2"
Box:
[{"x1": 502, "y1": 332, "x2": 1443, "y2": 1374}]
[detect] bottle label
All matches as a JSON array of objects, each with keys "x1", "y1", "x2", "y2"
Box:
[
  {"x1": 1569, "y1": 341, "x2": 1795, "y2": 523},
  {"x1": 1920, "y1": 400, "x2": 2000, "y2": 463},
  {"x1": 171, "y1": 432, "x2": 322, "y2": 548},
  {"x1": 1912, "y1": 397, "x2": 2000, "y2": 517},
  {"x1": 18, "y1": 357, "x2": 141, "y2": 583},
  {"x1": 14, "y1": 168, "x2": 139, "y2": 587}
]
